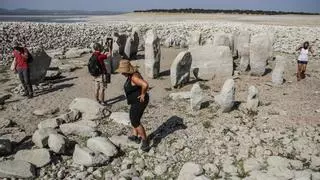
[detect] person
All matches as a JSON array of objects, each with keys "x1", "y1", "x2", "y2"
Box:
[
  {"x1": 116, "y1": 60, "x2": 150, "y2": 152},
  {"x1": 91, "y1": 43, "x2": 111, "y2": 105},
  {"x1": 296, "y1": 41, "x2": 315, "y2": 81},
  {"x1": 12, "y1": 44, "x2": 33, "y2": 98}
]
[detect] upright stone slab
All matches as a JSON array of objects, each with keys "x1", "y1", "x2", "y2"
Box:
[
  {"x1": 112, "y1": 33, "x2": 124, "y2": 73},
  {"x1": 131, "y1": 27, "x2": 140, "y2": 57},
  {"x1": 28, "y1": 47, "x2": 52, "y2": 84},
  {"x1": 214, "y1": 79, "x2": 235, "y2": 112},
  {"x1": 213, "y1": 33, "x2": 231, "y2": 49},
  {"x1": 144, "y1": 29, "x2": 161, "y2": 79},
  {"x1": 250, "y1": 33, "x2": 273, "y2": 76},
  {"x1": 237, "y1": 31, "x2": 251, "y2": 72},
  {"x1": 190, "y1": 83, "x2": 205, "y2": 111},
  {"x1": 272, "y1": 56, "x2": 286, "y2": 85},
  {"x1": 188, "y1": 31, "x2": 202, "y2": 48},
  {"x1": 190, "y1": 45, "x2": 233, "y2": 80},
  {"x1": 246, "y1": 86, "x2": 259, "y2": 113},
  {"x1": 124, "y1": 36, "x2": 133, "y2": 59},
  {"x1": 170, "y1": 51, "x2": 192, "y2": 88}
]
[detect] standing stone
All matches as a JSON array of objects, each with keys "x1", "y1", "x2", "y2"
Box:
[
  {"x1": 72, "y1": 144, "x2": 109, "y2": 167},
  {"x1": 190, "y1": 45, "x2": 233, "y2": 80},
  {"x1": 213, "y1": 33, "x2": 231, "y2": 49},
  {"x1": 14, "y1": 149, "x2": 51, "y2": 168},
  {"x1": 170, "y1": 51, "x2": 192, "y2": 88},
  {"x1": 237, "y1": 31, "x2": 251, "y2": 72},
  {"x1": 188, "y1": 31, "x2": 202, "y2": 47},
  {"x1": 32, "y1": 128, "x2": 58, "y2": 148},
  {"x1": 272, "y1": 56, "x2": 286, "y2": 85},
  {"x1": 0, "y1": 139, "x2": 12, "y2": 156},
  {"x1": 214, "y1": 79, "x2": 235, "y2": 112},
  {"x1": 69, "y1": 98, "x2": 106, "y2": 120},
  {"x1": 87, "y1": 137, "x2": 118, "y2": 157},
  {"x1": 177, "y1": 162, "x2": 203, "y2": 180},
  {"x1": 124, "y1": 37, "x2": 133, "y2": 59},
  {"x1": 246, "y1": 86, "x2": 259, "y2": 113},
  {"x1": 131, "y1": 27, "x2": 140, "y2": 57},
  {"x1": 250, "y1": 33, "x2": 273, "y2": 76},
  {"x1": 28, "y1": 47, "x2": 52, "y2": 84},
  {"x1": 112, "y1": 33, "x2": 124, "y2": 73},
  {"x1": 145, "y1": 29, "x2": 161, "y2": 79},
  {"x1": 0, "y1": 160, "x2": 35, "y2": 178},
  {"x1": 190, "y1": 83, "x2": 205, "y2": 111},
  {"x1": 48, "y1": 133, "x2": 68, "y2": 154}
]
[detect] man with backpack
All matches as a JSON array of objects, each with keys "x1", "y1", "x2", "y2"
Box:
[{"x1": 88, "y1": 43, "x2": 111, "y2": 105}]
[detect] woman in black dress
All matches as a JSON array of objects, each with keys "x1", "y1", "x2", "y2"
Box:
[{"x1": 116, "y1": 60, "x2": 150, "y2": 151}]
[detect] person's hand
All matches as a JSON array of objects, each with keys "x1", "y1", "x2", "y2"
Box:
[{"x1": 138, "y1": 94, "x2": 145, "y2": 103}]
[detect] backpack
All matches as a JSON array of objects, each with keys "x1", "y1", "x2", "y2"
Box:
[
  {"x1": 88, "y1": 54, "x2": 102, "y2": 77},
  {"x1": 27, "y1": 51, "x2": 33, "y2": 64}
]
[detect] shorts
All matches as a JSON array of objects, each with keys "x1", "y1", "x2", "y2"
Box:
[
  {"x1": 297, "y1": 60, "x2": 308, "y2": 65},
  {"x1": 129, "y1": 95, "x2": 149, "y2": 128},
  {"x1": 94, "y1": 74, "x2": 110, "y2": 89}
]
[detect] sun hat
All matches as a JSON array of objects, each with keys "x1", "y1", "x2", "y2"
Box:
[{"x1": 115, "y1": 60, "x2": 138, "y2": 74}]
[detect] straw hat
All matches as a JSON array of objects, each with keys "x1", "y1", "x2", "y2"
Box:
[{"x1": 115, "y1": 60, "x2": 138, "y2": 74}]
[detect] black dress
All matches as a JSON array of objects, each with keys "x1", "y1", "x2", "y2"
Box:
[{"x1": 124, "y1": 74, "x2": 149, "y2": 128}]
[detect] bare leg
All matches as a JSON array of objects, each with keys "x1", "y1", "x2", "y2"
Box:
[
  {"x1": 135, "y1": 125, "x2": 147, "y2": 141},
  {"x1": 100, "y1": 88, "x2": 105, "y2": 103},
  {"x1": 95, "y1": 82, "x2": 100, "y2": 102},
  {"x1": 297, "y1": 64, "x2": 302, "y2": 81},
  {"x1": 301, "y1": 64, "x2": 307, "y2": 79},
  {"x1": 132, "y1": 128, "x2": 138, "y2": 136}
]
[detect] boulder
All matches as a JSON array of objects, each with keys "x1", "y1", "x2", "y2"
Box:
[
  {"x1": 0, "y1": 160, "x2": 35, "y2": 178},
  {"x1": 87, "y1": 137, "x2": 118, "y2": 157},
  {"x1": 38, "y1": 117, "x2": 64, "y2": 129},
  {"x1": 272, "y1": 56, "x2": 286, "y2": 85},
  {"x1": 190, "y1": 83, "x2": 205, "y2": 111},
  {"x1": 0, "y1": 131, "x2": 27, "y2": 144},
  {"x1": 109, "y1": 135, "x2": 140, "y2": 149},
  {"x1": 246, "y1": 86, "x2": 259, "y2": 113},
  {"x1": 0, "y1": 118, "x2": 12, "y2": 129},
  {"x1": 169, "y1": 92, "x2": 191, "y2": 100},
  {"x1": 60, "y1": 122, "x2": 97, "y2": 137},
  {"x1": 72, "y1": 144, "x2": 109, "y2": 167},
  {"x1": 215, "y1": 79, "x2": 235, "y2": 112},
  {"x1": 28, "y1": 47, "x2": 52, "y2": 84},
  {"x1": 65, "y1": 48, "x2": 90, "y2": 59},
  {"x1": 177, "y1": 162, "x2": 203, "y2": 180},
  {"x1": 237, "y1": 31, "x2": 251, "y2": 72},
  {"x1": 32, "y1": 128, "x2": 58, "y2": 148},
  {"x1": 109, "y1": 112, "x2": 131, "y2": 126},
  {"x1": 48, "y1": 133, "x2": 68, "y2": 154},
  {"x1": 145, "y1": 29, "x2": 161, "y2": 79},
  {"x1": 188, "y1": 31, "x2": 202, "y2": 47},
  {"x1": 170, "y1": 51, "x2": 192, "y2": 88},
  {"x1": 14, "y1": 148, "x2": 51, "y2": 168},
  {"x1": 190, "y1": 45, "x2": 233, "y2": 80},
  {"x1": 69, "y1": 98, "x2": 106, "y2": 120},
  {"x1": 131, "y1": 27, "x2": 140, "y2": 57},
  {"x1": 250, "y1": 33, "x2": 273, "y2": 76},
  {"x1": 33, "y1": 107, "x2": 59, "y2": 116},
  {"x1": 0, "y1": 139, "x2": 12, "y2": 156},
  {"x1": 58, "y1": 109, "x2": 81, "y2": 123},
  {"x1": 124, "y1": 36, "x2": 133, "y2": 59}
]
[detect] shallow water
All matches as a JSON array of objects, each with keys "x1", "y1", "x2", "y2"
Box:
[{"x1": 0, "y1": 15, "x2": 87, "y2": 23}]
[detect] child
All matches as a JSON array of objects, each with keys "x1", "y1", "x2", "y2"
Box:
[{"x1": 296, "y1": 41, "x2": 315, "y2": 81}]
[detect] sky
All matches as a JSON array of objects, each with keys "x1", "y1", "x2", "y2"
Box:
[{"x1": 1, "y1": 0, "x2": 320, "y2": 13}]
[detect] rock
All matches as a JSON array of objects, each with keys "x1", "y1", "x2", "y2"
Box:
[
  {"x1": 28, "y1": 47, "x2": 52, "y2": 84},
  {"x1": 14, "y1": 149, "x2": 51, "y2": 168},
  {"x1": 0, "y1": 160, "x2": 35, "y2": 178},
  {"x1": 72, "y1": 144, "x2": 109, "y2": 167},
  {"x1": 0, "y1": 131, "x2": 27, "y2": 144},
  {"x1": 170, "y1": 51, "x2": 192, "y2": 88},
  {"x1": 124, "y1": 36, "x2": 133, "y2": 59},
  {"x1": 45, "y1": 70, "x2": 61, "y2": 79},
  {"x1": 57, "y1": 169, "x2": 65, "y2": 179},
  {"x1": 190, "y1": 45, "x2": 233, "y2": 80},
  {"x1": 190, "y1": 83, "x2": 205, "y2": 111},
  {"x1": 92, "y1": 169, "x2": 102, "y2": 178},
  {"x1": 48, "y1": 133, "x2": 68, "y2": 154},
  {"x1": 0, "y1": 93, "x2": 11, "y2": 105},
  {"x1": 272, "y1": 56, "x2": 286, "y2": 85},
  {"x1": 119, "y1": 168, "x2": 138, "y2": 178},
  {"x1": 111, "y1": 33, "x2": 124, "y2": 73},
  {"x1": 69, "y1": 98, "x2": 106, "y2": 120},
  {"x1": 267, "y1": 156, "x2": 290, "y2": 168},
  {"x1": 145, "y1": 29, "x2": 161, "y2": 79},
  {"x1": 177, "y1": 162, "x2": 203, "y2": 180},
  {"x1": 130, "y1": 27, "x2": 140, "y2": 57},
  {"x1": 32, "y1": 128, "x2": 58, "y2": 148},
  {"x1": 213, "y1": 33, "x2": 231, "y2": 49},
  {"x1": 250, "y1": 33, "x2": 273, "y2": 76},
  {"x1": 154, "y1": 164, "x2": 168, "y2": 175},
  {"x1": 244, "y1": 158, "x2": 262, "y2": 172},
  {"x1": 237, "y1": 31, "x2": 251, "y2": 72},
  {"x1": 109, "y1": 135, "x2": 139, "y2": 149},
  {"x1": 169, "y1": 92, "x2": 191, "y2": 100},
  {"x1": 87, "y1": 137, "x2": 118, "y2": 157},
  {"x1": 0, "y1": 139, "x2": 12, "y2": 156},
  {"x1": 65, "y1": 48, "x2": 90, "y2": 59},
  {"x1": 310, "y1": 156, "x2": 320, "y2": 171},
  {"x1": 246, "y1": 86, "x2": 259, "y2": 113},
  {"x1": 76, "y1": 120, "x2": 99, "y2": 128},
  {"x1": 38, "y1": 117, "x2": 64, "y2": 129},
  {"x1": 109, "y1": 112, "x2": 130, "y2": 126},
  {"x1": 188, "y1": 31, "x2": 202, "y2": 47},
  {"x1": 203, "y1": 163, "x2": 219, "y2": 175},
  {"x1": 214, "y1": 79, "x2": 235, "y2": 112},
  {"x1": 60, "y1": 122, "x2": 97, "y2": 137},
  {"x1": 194, "y1": 176, "x2": 210, "y2": 180},
  {"x1": 0, "y1": 118, "x2": 12, "y2": 129},
  {"x1": 59, "y1": 109, "x2": 81, "y2": 123},
  {"x1": 141, "y1": 170, "x2": 155, "y2": 179}
]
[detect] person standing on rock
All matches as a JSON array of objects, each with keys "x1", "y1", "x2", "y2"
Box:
[
  {"x1": 12, "y1": 44, "x2": 33, "y2": 98},
  {"x1": 116, "y1": 60, "x2": 150, "y2": 152},
  {"x1": 296, "y1": 41, "x2": 315, "y2": 81},
  {"x1": 89, "y1": 43, "x2": 111, "y2": 105}
]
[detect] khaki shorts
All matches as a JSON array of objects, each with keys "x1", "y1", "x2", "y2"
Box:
[{"x1": 94, "y1": 76, "x2": 108, "y2": 89}]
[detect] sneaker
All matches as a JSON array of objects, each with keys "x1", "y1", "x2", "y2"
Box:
[
  {"x1": 128, "y1": 135, "x2": 141, "y2": 144},
  {"x1": 141, "y1": 140, "x2": 150, "y2": 152}
]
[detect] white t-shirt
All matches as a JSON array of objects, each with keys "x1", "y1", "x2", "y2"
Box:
[{"x1": 298, "y1": 48, "x2": 309, "y2": 62}]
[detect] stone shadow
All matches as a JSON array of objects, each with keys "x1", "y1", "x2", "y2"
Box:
[
  {"x1": 148, "y1": 116, "x2": 187, "y2": 148},
  {"x1": 105, "y1": 95, "x2": 126, "y2": 105},
  {"x1": 35, "y1": 83, "x2": 74, "y2": 97}
]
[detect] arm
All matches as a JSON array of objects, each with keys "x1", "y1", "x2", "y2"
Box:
[
  {"x1": 309, "y1": 46, "x2": 315, "y2": 55},
  {"x1": 296, "y1": 46, "x2": 302, "y2": 51},
  {"x1": 131, "y1": 73, "x2": 149, "y2": 102}
]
